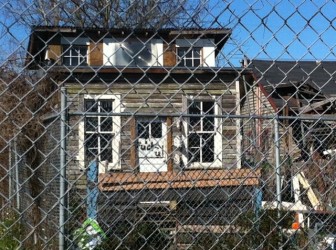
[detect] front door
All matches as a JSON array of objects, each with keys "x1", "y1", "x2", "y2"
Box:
[{"x1": 137, "y1": 118, "x2": 167, "y2": 172}]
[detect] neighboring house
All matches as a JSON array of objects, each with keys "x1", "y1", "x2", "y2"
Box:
[
  {"x1": 242, "y1": 60, "x2": 336, "y2": 215},
  {"x1": 242, "y1": 59, "x2": 336, "y2": 164},
  {"x1": 25, "y1": 26, "x2": 261, "y2": 242}
]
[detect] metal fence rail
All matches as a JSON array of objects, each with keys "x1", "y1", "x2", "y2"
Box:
[{"x1": 1, "y1": 1, "x2": 336, "y2": 249}]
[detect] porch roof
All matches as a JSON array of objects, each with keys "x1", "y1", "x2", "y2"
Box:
[{"x1": 98, "y1": 168, "x2": 260, "y2": 192}]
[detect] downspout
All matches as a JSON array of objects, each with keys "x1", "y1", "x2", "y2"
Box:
[{"x1": 59, "y1": 87, "x2": 67, "y2": 250}]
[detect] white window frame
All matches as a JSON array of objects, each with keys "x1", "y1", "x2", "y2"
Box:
[
  {"x1": 103, "y1": 38, "x2": 163, "y2": 66},
  {"x1": 61, "y1": 37, "x2": 89, "y2": 66},
  {"x1": 177, "y1": 47, "x2": 202, "y2": 67},
  {"x1": 62, "y1": 45, "x2": 88, "y2": 66},
  {"x1": 182, "y1": 95, "x2": 222, "y2": 169},
  {"x1": 78, "y1": 94, "x2": 121, "y2": 173}
]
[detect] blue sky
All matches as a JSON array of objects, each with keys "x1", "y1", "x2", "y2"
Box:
[
  {"x1": 1, "y1": 0, "x2": 336, "y2": 67},
  {"x1": 216, "y1": 0, "x2": 336, "y2": 65}
]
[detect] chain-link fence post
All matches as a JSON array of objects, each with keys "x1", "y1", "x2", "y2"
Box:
[
  {"x1": 274, "y1": 115, "x2": 283, "y2": 250},
  {"x1": 59, "y1": 87, "x2": 67, "y2": 250}
]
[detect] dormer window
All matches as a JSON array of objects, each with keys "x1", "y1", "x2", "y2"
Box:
[
  {"x1": 177, "y1": 47, "x2": 201, "y2": 67},
  {"x1": 63, "y1": 45, "x2": 88, "y2": 66},
  {"x1": 116, "y1": 41, "x2": 153, "y2": 66},
  {"x1": 104, "y1": 38, "x2": 161, "y2": 67}
]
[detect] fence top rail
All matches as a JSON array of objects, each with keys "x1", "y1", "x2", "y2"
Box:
[{"x1": 68, "y1": 111, "x2": 336, "y2": 121}]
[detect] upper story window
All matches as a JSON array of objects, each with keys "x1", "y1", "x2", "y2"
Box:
[
  {"x1": 116, "y1": 41, "x2": 153, "y2": 66},
  {"x1": 177, "y1": 47, "x2": 201, "y2": 67},
  {"x1": 63, "y1": 45, "x2": 88, "y2": 66},
  {"x1": 104, "y1": 38, "x2": 161, "y2": 67}
]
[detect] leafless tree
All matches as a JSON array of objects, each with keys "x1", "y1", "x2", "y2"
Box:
[{"x1": 3, "y1": 0, "x2": 208, "y2": 28}]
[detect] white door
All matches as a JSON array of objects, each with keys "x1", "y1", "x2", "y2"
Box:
[{"x1": 138, "y1": 119, "x2": 167, "y2": 172}]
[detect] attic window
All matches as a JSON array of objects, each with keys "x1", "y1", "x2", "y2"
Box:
[
  {"x1": 177, "y1": 47, "x2": 201, "y2": 67},
  {"x1": 63, "y1": 45, "x2": 88, "y2": 66},
  {"x1": 115, "y1": 41, "x2": 153, "y2": 66}
]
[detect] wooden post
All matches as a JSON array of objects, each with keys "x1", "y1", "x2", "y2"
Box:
[
  {"x1": 130, "y1": 117, "x2": 137, "y2": 172},
  {"x1": 167, "y1": 116, "x2": 173, "y2": 172}
]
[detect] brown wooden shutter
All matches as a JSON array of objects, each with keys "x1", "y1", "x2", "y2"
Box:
[
  {"x1": 167, "y1": 116, "x2": 173, "y2": 172},
  {"x1": 130, "y1": 117, "x2": 137, "y2": 172},
  {"x1": 47, "y1": 45, "x2": 62, "y2": 64},
  {"x1": 163, "y1": 43, "x2": 176, "y2": 67},
  {"x1": 89, "y1": 42, "x2": 103, "y2": 66}
]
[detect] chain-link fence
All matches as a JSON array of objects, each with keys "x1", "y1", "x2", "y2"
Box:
[{"x1": 1, "y1": 1, "x2": 336, "y2": 249}]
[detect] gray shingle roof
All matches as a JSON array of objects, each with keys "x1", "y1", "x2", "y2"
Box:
[{"x1": 251, "y1": 60, "x2": 336, "y2": 96}]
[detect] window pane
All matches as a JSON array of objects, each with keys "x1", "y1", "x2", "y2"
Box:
[
  {"x1": 138, "y1": 122, "x2": 149, "y2": 139},
  {"x1": 85, "y1": 100, "x2": 98, "y2": 112},
  {"x1": 189, "y1": 133, "x2": 201, "y2": 163},
  {"x1": 86, "y1": 117, "x2": 98, "y2": 132},
  {"x1": 85, "y1": 134, "x2": 98, "y2": 161},
  {"x1": 185, "y1": 50, "x2": 192, "y2": 58},
  {"x1": 100, "y1": 134, "x2": 113, "y2": 162},
  {"x1": 202, "y1": 134, "x2": 214, "y2": 162},
  {"x1": 178, "y1": 60, "x2": 184, "y2": 67},
  {"x1": 80, "y1": 47, "x2": 87, "y2": 56},
  {"x1": 193, "y1": 59, "x2": 201, "y2": 66},
  {"x1": 189, "y1": 101, "x2": 201, "y2": 114},
  {"x1": 100, "y1": 117, "x2": 113, "y2": 132},
  {"x1": 100, "y1": 100, "x2": 113, "y2": 112},
  {"x1": 79, "y1": 56, "x2": 87, "y2": 66},
  {"x1": 203, "y1": 101, "x2": 215, "y2": 131},
  {"x1": 63, "y1": 57, "x2": 71, "y2": 66},
  {"x1": 203, "y1": 102, "x2": 214, "y2": 114},
  {"x1": 135, "y1": 44, "x2": 152, "y2": 66},
  {"x1": 118, "y1": 44, "x2": 133, "y2": 65},
  {"x1": 151, "y1": 122, "x2": 162, "y2": 138},
  {"x1": 189, "y1": 133, "x2": 200, "y2": 148},
  {"x1": 186, "y1": 59, "x2": 193, "y2": 67},
  {"x1": 189, "y1": 101, "x2": 201, "y2": 130},
  {"x1": 63, "y1": 45, "x2": 72, "y2": 55},
  {"x1": 203, "y1": 117, "x2": 214, "y2": 131},
  {"x1": 178, "y1": 48, "x2": 186, "y2": 57},
  {"x1": 189, "y1": 147, "x2": 200, "y2": 163},
  {"x1": 194, "y1": 48, "x2": 201, "y2": 58},
  {"x1": 72, "y1": 57, "x2": 80, "y2": 66},
  {"x1": 117, "y1": 41, "x2": 153, "y2": 66}
]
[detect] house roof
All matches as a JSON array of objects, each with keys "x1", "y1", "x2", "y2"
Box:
[
  {"x1": 251, "y1": 60, "x2": 336, "y2": 96},
  {"x1": 26, "y1": 26, "x2": 232, "y2": 68}
]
